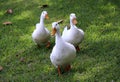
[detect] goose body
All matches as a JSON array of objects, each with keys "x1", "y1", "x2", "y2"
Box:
[
  {"x1": 50, "y1": 22, "x2": 76, "y2": 75},
  {"x1": 62, "y1": 25, "x2": 84, "y2": 46},
  {"x1": 62, "y1": 13, "x2": 84, "y2": 50},
  {"x1": 32, "y1": 11, "x2": 50, "y2": 47}
]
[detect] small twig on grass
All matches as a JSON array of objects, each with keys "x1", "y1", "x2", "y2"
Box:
[{"x1": 57, "y1": 19, "x2": 64, "y2": 24}]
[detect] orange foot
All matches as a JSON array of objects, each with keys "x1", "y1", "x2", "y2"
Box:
[
  {"x1": 46, "y1": 41, "x2": 50, "y2": 48},
  {"x1": 65, "y1": 64, "x2": 71, "y2": 72},
  {"x1": 75, "y1": 46, "x2": 80, "y2": 51}
]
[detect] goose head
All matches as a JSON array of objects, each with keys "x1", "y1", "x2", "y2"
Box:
[
  {"x1": 41, "y1": 11, "x2": 49, "y2": 19},
  {"x1": 70, "y1": 13, "x2": 77, "y2": 25},
  {"x1": 51, "y1": 22, "x2": 60, "y2": 36}
]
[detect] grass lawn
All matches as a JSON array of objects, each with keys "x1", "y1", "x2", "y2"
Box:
[{"x1": 0, "y1": 0, "x2": 120, "y2": 82}]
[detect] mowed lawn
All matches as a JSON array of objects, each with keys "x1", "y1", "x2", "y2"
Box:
[{"x1": 0, "y1": 0, "x2": 120, "y2": 82}]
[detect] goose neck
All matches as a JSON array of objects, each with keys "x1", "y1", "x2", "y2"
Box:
[
  {"x1": 40, "y1": 16, "x2": 45, "y2": 26},
  {"x1": 70, "y1": 20, "x2": 75, "y2": 29},
  {"x1": 55, "y1": 29, "x2": 62, "y2": 45}
]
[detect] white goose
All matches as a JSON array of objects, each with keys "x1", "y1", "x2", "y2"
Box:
[
  {"x1": 32, "y1": 11, "x2": 50, "y2": 48},
  {"x1": 62, "y1": 13, "x2": 84, "y2": 51},
  {"x1": 50, "y1": 22, "x2": 76, "y2": 75}
]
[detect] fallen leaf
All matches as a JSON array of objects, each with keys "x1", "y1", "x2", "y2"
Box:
[
  {"x1": 20, "y1": 57, "x2": 25, "y2": 62},
  {"x1": 40, "y1": 4, "x2": 49, "y2": 8},
  {"x1": 6, "y1": 9, "x2": 13, "y2": 14},
  {"x1": 3, "y1": 21, "x2": 12, "y2": 25},
  {"x1": 0, "y1": 66, "x2": 3, "y2": 71},
  {"x1": 57, "y1": 19, "x2": 64, "y2": 24}
]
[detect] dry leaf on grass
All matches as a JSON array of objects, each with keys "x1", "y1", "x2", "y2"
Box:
[
  {"x1": 6, "y1": 9, "x2": 13, "y2": 14},
  {"x1": 20, "y1": 57, "x2": 25, "y2": 62},
  {"x1": 3, "y1": 21, "x2": 12, "y2": 25},
  {"x1": 0, "y1": 66, "x2": 3, "y2": 71},
  {"x1": 40, "y1": 4, "x2": 49, "y2": 8}
]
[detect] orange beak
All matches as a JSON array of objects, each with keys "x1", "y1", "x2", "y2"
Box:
[
  {"x1": 45, "y1": 14, "x2": 49, "y2": 19},
  {"x1": 51, "y1": 28, "x2": 56, "y2": 36},
  {"x1": 72, "y1": 18, "x2": 77, "y2": 25}
]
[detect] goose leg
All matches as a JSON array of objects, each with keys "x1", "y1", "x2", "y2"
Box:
[
  {"x1": 58, "y1": 65, "x2": 61, "y2": 76},
  {"x1": 75, "y1": 45, "x2": 80, "y2": 51},
  {"x1": 46, "y1": 41, "x2": 50, "y2": 48},
  {"x1": 65, "y1": 64, "x2": 71, "y2": 72}
]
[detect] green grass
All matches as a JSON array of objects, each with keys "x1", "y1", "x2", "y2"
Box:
[{"x1": 0, "y1": 0, "x2": 120, "y2": 82}]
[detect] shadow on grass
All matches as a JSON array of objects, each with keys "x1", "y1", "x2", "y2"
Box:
[
  {"x1": 76, "y1": 38, "x2": 120, "y2": 81},
  {"x1": 108, "y1": 0, "x2": 120, "y2": 8}
]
